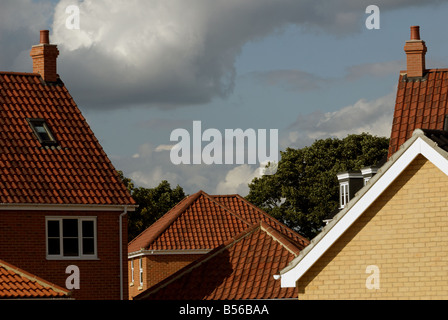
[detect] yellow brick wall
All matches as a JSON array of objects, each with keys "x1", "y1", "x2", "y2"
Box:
[{"x1": 297, "y1": 155, "x2": 448, "y2": 299}]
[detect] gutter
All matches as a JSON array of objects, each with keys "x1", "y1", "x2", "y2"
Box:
[{"x1": 128, "y1": 249, "x2": 211, "y2": 259}]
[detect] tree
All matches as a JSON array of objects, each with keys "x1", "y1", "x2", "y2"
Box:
[
  {"x1": 117, "y1": 172, "x2": 186, "y2": 241},
  {"x1": 245, "y1": 133, "x2": 389, "y2": 240}
]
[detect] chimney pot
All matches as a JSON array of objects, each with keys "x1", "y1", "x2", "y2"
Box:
[
  {"x1": 40, "y1": 30, "x2": 50, "y2": 44},
  {"x1": 410, "y1": 26, "x2": 420, "y2": 40}
]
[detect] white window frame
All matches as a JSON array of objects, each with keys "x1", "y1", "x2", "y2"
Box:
[
  {"x1": 364, "y1": 177, "x2": 370, "y2": 186},
  {"x1": 340, "y1": 182, "x2": 349, "y2": 209},
  {"x1": 45, "y1": 216, "x2": 98, "y2": 260},
  {"x1": 139, "y1": 257, "x2": 143, "y2": 287},
  {"x1": 131, "y1": 259, "x2": 134, "y2": 284}
]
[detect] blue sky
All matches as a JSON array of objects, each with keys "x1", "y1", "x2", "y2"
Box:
[{"x1": 2, "y1": 0, "x2": 448, "y2": 195}]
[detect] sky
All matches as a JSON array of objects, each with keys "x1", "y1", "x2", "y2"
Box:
[{"x1": 2, "y1": 0, "x2": 448, "y2": 196}]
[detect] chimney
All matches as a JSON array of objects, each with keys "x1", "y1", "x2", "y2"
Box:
[
  {"x1": 30, "y1": 30, "x2": 60, "y2": 83},
  {"x1": 403, "y1": 26, "x2": 427, "y2": 78}
]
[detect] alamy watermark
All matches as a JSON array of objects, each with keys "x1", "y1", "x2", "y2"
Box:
[
  {"x1": 365, "y1": 5, "x2": 380, "y2": 30},
  {"x1": 365, "y1": 265, "x2": 380, "y2": 290},
  {"x1": 65, "y1": 5, "x2": 80, "y2": 30},
  {"x1": 65, "y1": 265, "x2": 80, "y2": 290},
  {"x1": 170, "y1": 121, "x2": 279, "y2": 175}
]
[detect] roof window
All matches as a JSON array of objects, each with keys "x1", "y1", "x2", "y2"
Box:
[{"x1": 27, "y1": 118, "x2": 58, "y2": 146}]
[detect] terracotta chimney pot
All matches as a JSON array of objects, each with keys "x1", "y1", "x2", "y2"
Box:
[
  {"x1": 40, "y1": 30, "x2": 50, "y2": 44},
  {"x1": 410, "y1": 26, "x2": 420, "y2": 40}
]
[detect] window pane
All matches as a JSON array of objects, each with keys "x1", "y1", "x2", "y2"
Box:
[
  {"x1": 63, "y1": 238, "x2": 79, "y2": 256},
  {"x1": 47, "y1": 220, "x2": 60, "y2": 237},
  {"x1": 48, "y1": 238, "x2": 60, "y2": 255},
  {"x1": 82, "y1": 220, "x2": 94, "y2": 238},
  {"x1": 63, "y1": 219, "x2": 78, "y2": 237},
  {"x1": 82, "y1": 238, "x2": 95, "y2": 255}
]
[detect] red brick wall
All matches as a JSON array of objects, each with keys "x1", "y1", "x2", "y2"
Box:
[
  {"x1": 128, "y1": 253, "x2": 203, "y2": 299},
  {"x1": 404, "y1": 40, "x2": 427, "y2": 78},
  {"x1": 0, "y1": 209, "x2": 128, "y2": 300},
  {"x1": 30, "y1": 44, "x2": 59, "y2": 82}
]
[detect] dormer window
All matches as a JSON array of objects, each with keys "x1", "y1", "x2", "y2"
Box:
[
  {"x1": 337, "y1": 171, "x2": 363, "y2": 209},
  {"x1": 27, "y1": 119, "x2": 57, "y2": 146}
]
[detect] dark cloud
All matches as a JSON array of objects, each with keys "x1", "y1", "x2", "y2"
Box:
[
  {"x1": 0, "y1": 0, "x2": 53, "y2": 70},
  {"x1": 1, "y1": 0, "x2": 443, "y2": 110}
]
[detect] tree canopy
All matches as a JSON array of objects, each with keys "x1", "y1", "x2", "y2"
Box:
[
  {"x1": 245, "y1": 133, "x2": 389, "y2": 240},
  {"x1": 118, "y1": 172, "x2": 186, "y2": 241}
]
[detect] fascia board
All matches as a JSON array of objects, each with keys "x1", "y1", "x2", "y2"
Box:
[
  {"x1": 0, "y1": 203, "x2": 137, "y2": 212},
  {"x1": 128, "y1": 249, "x2": 211, "y2": 259}
]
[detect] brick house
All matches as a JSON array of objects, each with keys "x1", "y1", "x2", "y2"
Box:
[
  {"x1": 127, "y1": 190, "x2": 309, "y2": 299},
  {"x1": 134, "y1": 221, "x2": 302, "y2": 300},
  {"x1": 0, "y1": 30, "x2": 136, "y2": 300},
  {"x1": 277, "y1": 26, "x2": 448, "y2": 299}
]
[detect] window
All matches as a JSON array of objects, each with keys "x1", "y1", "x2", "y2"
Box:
[
  {"x1": 340, "y1": 182, "x2": 349, "y2": 209},
  {"x1": 139, "y1": 257, "x2": 143, "y2": 287},
  {"x1": 46, "y1": 217, "x2": 97, "y2": 259},
  {"x1": 364, "y1": 177, "x2": 370, "y2": 186},
  {"x1": 131, "y1": 259, "x2": 134, "y2": 284},
  {"x1": 27, "y1": 118, "x2": 57, "y2": 146}
]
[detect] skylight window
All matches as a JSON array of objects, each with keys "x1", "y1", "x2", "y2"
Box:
[{"x1": 27, "y1": 119, "x2": 57, "y2": 146}]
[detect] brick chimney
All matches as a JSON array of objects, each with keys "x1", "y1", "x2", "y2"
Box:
[
  {"x1": 30, "y1": 30, "x2": 60, "y2": 83},
  {"x1": 403, "y1": 26, "x2": 427, "y2": 78}
]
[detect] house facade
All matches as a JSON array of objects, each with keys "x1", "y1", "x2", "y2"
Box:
[
  {"x1": 0, "y1": 30, "x2": 136, "y2": 300},
  {"x1": 279, "y1": 130, "x2": 448, "y2": 299},
  {"x1": 135, "y1": 221, "x2": 302, "y2": 300},
  {"x1": 277, "y1": 26, "x2": 448, "y2": 299},
  {"x1": 128, "y1": 190, "x2": 309, "y2": 299}
]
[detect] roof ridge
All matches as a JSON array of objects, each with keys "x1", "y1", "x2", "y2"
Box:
[
  {"x1": 0, "y1": 259, "x2": 70, "y2": 296},
  {"x1": 0, "y1": 71, "x2": 40, "y2": 76},
  {"x1": 202, "y1": 192, "x2": 253, "y2": 228},
  {"x1": 232, "y1": 194, "x2": 310, "y2": 245},
  {"x1": 259, "y1": 221, "x2": 302, "y2": 256}
]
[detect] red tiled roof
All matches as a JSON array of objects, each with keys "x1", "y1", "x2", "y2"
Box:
[
  {"x1": 0, "y1": 259, "x2": 70, "y2": 299},
  {"x1": 128, "y1": 190, "x2": 309, "y2": 253},
  {"x1": 134, "y1": 221, "x2": 299, "y2": 300},
  {"x1": 0, "y1": 72, "x2": 135, "y2": 205},
  {"x1": 128, "y1": 191, "x2": 252, "y2": 252},
  {"x1": 388, "y1": 69, "x2": 448, "y2": 157}
]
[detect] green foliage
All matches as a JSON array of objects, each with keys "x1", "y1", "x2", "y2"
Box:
[
  {"x1": 246, "y1": 133, "x2": 389, "y2": 240},
  {"x1": 117, "y1": 171, "x2": 186, "y2": 241}
]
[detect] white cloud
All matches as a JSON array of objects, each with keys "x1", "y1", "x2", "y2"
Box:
[
  {"x1": 112, "y1": 140, "x2": 270, "y2": 196},
  {"x1": 283, "y1": 90, "x2": 395, "y2": 148},
  {"x1": 215, "y1": 164, "x2": 261, "y2": 195},
  {"x1": 155, "y1": 144, "x2": 175, "y2": 152}
]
